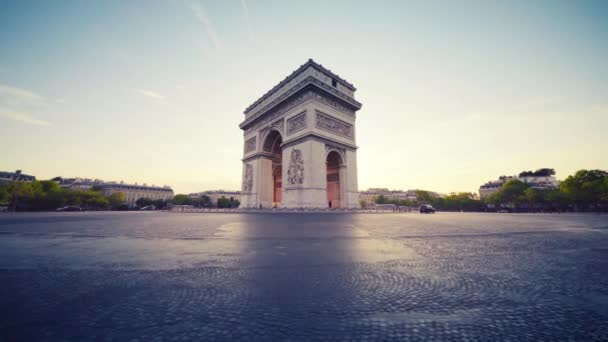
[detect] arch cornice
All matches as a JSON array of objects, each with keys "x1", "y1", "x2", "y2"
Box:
[{"x1": 240, "y1": 77, "x2": 361, "y2": 131}]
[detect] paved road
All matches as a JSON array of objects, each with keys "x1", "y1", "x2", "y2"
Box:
[{"x1": 1, "y1": 212, "x2": 607, "y2": 341}]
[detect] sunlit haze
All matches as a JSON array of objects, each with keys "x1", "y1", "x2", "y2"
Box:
[{"x1": 1, "y1": 0, "x2": 607, "y2": 194}]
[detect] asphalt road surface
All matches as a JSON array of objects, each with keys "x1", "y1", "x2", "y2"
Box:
[{"x1": 1, "y1": 212, "x2": 607, "y2": 341}]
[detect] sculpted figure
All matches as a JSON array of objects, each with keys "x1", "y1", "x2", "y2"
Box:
[
  {"x1": 243, "y1": 164, "x2": 253, "y2": 192},
  {"x1": 287, "y1": 149, "x2": 304, "y2": 185}
]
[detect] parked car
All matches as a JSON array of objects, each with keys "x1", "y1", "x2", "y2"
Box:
[
  {"x1": 140, "y1": 205, "x2": 156, "y2": 211},
  {"x1": 0, "y1": 206, "x2": 8, "y2": 212},
  {"x1": 419, "y1": 204, "x2": 436, "y2": 214},
  {"x1": 56, "y1": 206, "x2": 82, "y2": 212}
]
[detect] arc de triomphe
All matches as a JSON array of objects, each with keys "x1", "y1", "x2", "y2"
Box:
[{"x1": 239, "y1": 59, "x2": 362, "y2": 208}]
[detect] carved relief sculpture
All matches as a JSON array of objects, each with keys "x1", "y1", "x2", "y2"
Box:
[
  {"x1": 316, "y1": 110, "x2": 353, "y2": 138},
  {"x1": 244, "y1": 137, "x2": 256, "y2": 153},
  {"x1": 287, "y1": 111, "x2": 307, "y2": 135},
  {"x1": 287, "y1": 149, "x2": 304, "y2": 185},
  {"x1": 243, "y1": 164, "x2": 253, "y2": 192}
]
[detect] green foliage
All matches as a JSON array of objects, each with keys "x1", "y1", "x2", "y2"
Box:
[
  {"x1": 440, "y1": 192, "x2": 484, "y2": 211},
  {"x1": 0, "y1": 180, "x2": 113, "y2": 211},
  {"x1": 498, "y1": 180, "x2": 529, "y2": 205},
  {"x1": 374, "y1": 190, "x2": 482, "y2": 212},
  {"x1": 374, "y1": 195, "x2": 388, "y2": 204},
  {"x1": 136, "y1": 197, "x2": 154, "y2": 208},
  {"x1": 519, "y1": 168, "x2": 555, "y2": 177},
  {"x1": 172, "y1": 194, "x2": 193, "y2": 205},
  {"x1": 136, "y1": 197, "x2": 168, "y2": 209},
  {"x1": 217, "y1": 196, "x2": 240, "y2": 208},
  {"x1": 359, "y1": 199, "x2": 367, "y2": 209},
  {"x1": 485, "y1": 169, "x2": 608, "y2": 212},
  {"x1": 560, "y1": 169, "x2": 608, "y2": 210},
  {"x1": 108, "y1": 192, "x2": 126, "y2": 208},
  {"x1": 192, "y1": 195, "x2": 212, "y2": 208},
  {"x1": 415, "y1": 190, "x2": 435, "y2": 204},
  {"x1": 0, "y1": 186, "x2": 11, "y2": 205}
]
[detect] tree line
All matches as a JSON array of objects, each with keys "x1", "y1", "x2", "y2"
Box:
[
  {"x1": 0, "y1": 180, "x2": 243, "y2": 211},
  {"x1": 172, "y1": 194, "x2": 241, "y2": 209},
  {"x1": 0, "y1": 180, "x2": 126, "y2": 211},
  {"x1": 374, "y1": 169, "x2": 608, "y2": 212}
]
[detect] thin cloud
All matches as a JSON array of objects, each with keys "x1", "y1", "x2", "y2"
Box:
[
  {"x1": 190, "y1": 0, "x2": 220, "y2": 49},
  {"x1": 0, "y1": 84, "x2": 50, "y2": 125},
  {"x1": 0, "y1": 107, "x2": 51, "y2": 126},
  {"x1": 240, "y1": 0, "x2": 253, "y2": 41},
  {"x1": 0, "y1": 84, "x2": 44, "y2": 102},
  {"x1": 135, "y1": 89, "x2": 165, "y2": 100}
]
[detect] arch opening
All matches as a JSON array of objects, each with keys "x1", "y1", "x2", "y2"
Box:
[
  {"x1": 262, "y1": 130, "x2": 283, "y2": 207},
  {"x1": 326, "y1": 151, "x2": 344, "y2": 208}
]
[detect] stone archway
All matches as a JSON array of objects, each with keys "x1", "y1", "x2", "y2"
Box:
[
  {"x1": 262, "y1": 130, "x2": 283, "y2": 207},
  {"x1": 240, "y1": 59, "x2": 362, "y2": 208},
  {"x1": 326, "y1": 150, "x2": 345, "y2": 208}
]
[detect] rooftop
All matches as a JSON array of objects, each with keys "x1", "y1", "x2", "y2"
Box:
[{"x1": 244, "y1": 59, "x2": 356, "y2": 115}]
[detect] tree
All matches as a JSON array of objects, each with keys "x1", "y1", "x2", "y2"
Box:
[
  {"x1": 0, "y1": 185, "x2": 11, "y2": 205},
  {"x1": 415, "y1": 190, "x2": 434, "y2": 204},
  {"x1": 136, "y1": 197, "x2": 154, "y2": 208},
  {"x1": 496, "y1": 179, "x2": 529, "y2": 206},
  {"x1": 152, "y1": 199, "x2": 168, "y2": 209},
  {"x1": 439, "y1": 192, "x2": 483, "y2": 211},
  {"x1": 374, "y1": 195, "x2": 389, "y2": 204},
  {"x1": 216, "y1": 196, "x2": 240, "y2": 208},
  {"x1": 602, "y1": 177, "x2": 608, "y2": 204},
  {"x1": 560, "y1": 169, "x2": 608, "y2": 211},
  {"x1": 7, "y1": 181, "x2": 35, "y2": 211},
  {"x1": 217, "y1": 196, "x2": 229, "y2": 208},
  {"x1": 519, "y1": 168, "x2": 555, "y2": 177},
  {"x1": 192, "y1": 195, "x2": 212, "y2": 208},
  {"x1": 524, "y1": 188, "x2": 540, "y2": 207},
  {"x1": 173, "y1": 194, "x2": 193, "y2": 205},
  {"x1": 108, "y1": 192, "x2": 126, "y2": 208},
  {"x1": 545, "y1": 189, "x2": 567, "y2": 212}
]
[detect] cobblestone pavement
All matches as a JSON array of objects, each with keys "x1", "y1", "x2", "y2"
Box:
[{"x1": 1, "y1": 212, "x2": 607, "y2": 341}]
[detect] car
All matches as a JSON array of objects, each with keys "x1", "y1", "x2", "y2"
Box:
[
  {"x1": 56, "y1": 206, "x2": 82, "y2": 212},
  {"x1": 419, "y1": 204, "x2": 436, "y2": 214},
  {"x1": 140, "y1": 205, "x2": 156, "y2": 211},
  {"x1": 0, "y1": 206, "x2": 8, "y2": 212}
]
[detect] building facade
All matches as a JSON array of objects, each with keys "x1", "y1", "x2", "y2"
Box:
[
  {"x1": 479, "y1": 176, "x2": 514, "y2": 199},
  {"x1": 100, "y1": 182, "x2": 174, "y2": 207},
  {"x1": 0, "y1": 170, "x2": 36, "y2": 184},
  {"x1": 54, "y1": 177, "x2": 104, "y2": 190},
  {"x1": 359, "y1": 188, "x2": 417, "y2": 206},
  {"x1": 479, "y1": 171, "x2": 559, "y2": 199},
  {"x1": 519, "y1": 175, "x2": 559, "y2": 189},
  {"x1": 359, "y1": 188, "x2": 442, "y2": 206},
  {"x1": 239, "y1": 59, "x2": 362, "y2": 208}
]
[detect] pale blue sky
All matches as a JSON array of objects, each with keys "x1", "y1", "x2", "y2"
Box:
[{"x1": 1, "y1": 0, "x2": 607, "y2": 194}]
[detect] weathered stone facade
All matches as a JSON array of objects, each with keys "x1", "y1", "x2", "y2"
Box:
[{"x1": 240, "y1": 59, "x2": 362, "y2": 208}]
